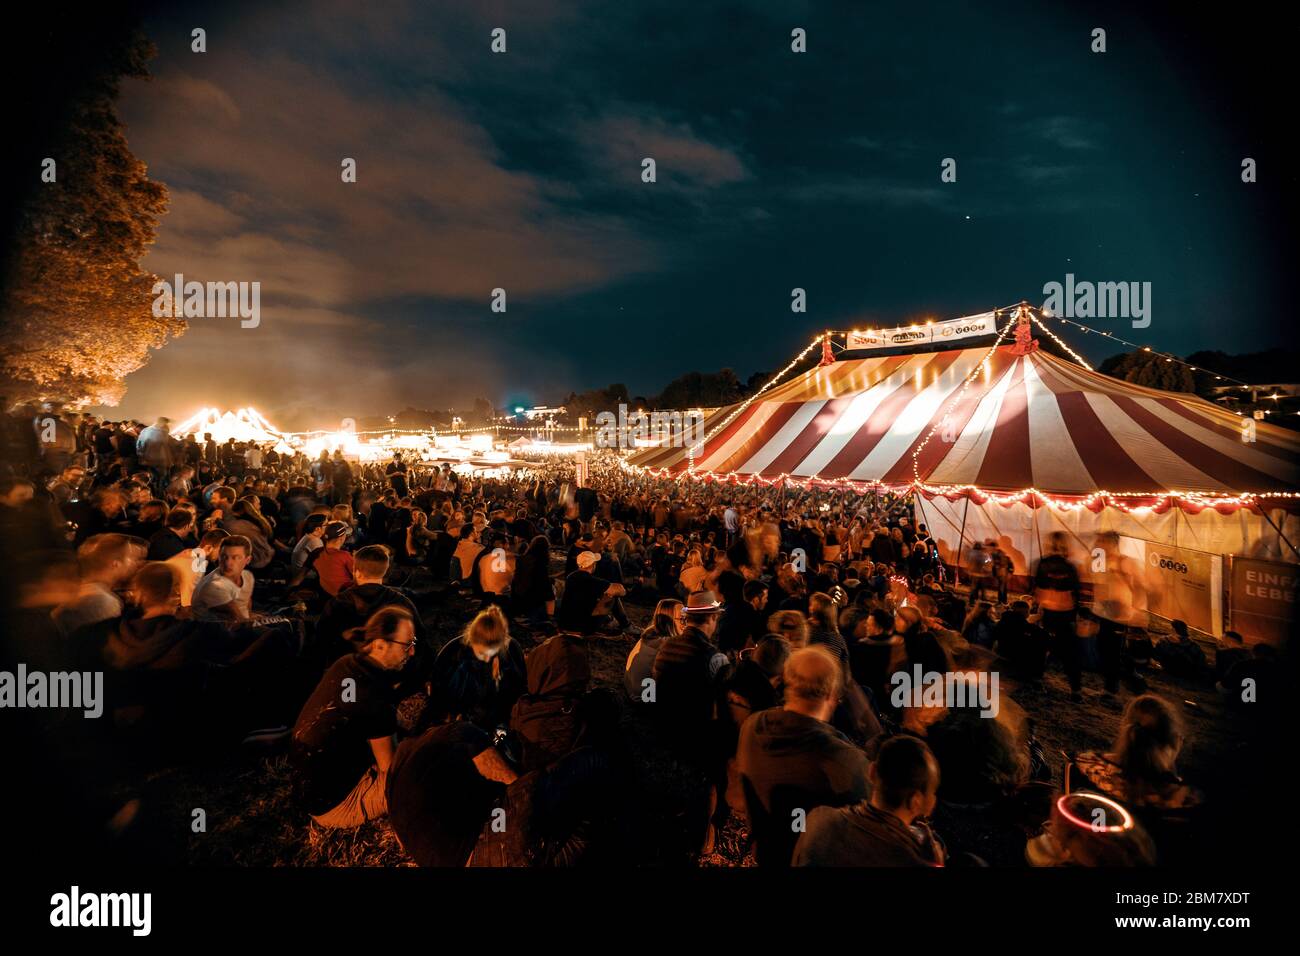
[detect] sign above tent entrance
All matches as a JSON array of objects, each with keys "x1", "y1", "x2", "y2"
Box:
[{"x1": 844, "y1": 312, "x2": 999, "y2": 353}]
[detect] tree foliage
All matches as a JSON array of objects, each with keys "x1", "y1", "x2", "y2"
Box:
[
  {"x1": 1098, "y1": 350, "x2": 1196, "y2": 392},
  {"x1": 652, "y1": 368, "x2": 744, "y2": 409},
  {"x1": 0, "y1": 28, "x2": 180, "y2": 406}
]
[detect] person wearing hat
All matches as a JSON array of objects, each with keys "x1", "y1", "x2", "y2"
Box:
[
  {"x1": 650, "y1": 590, "x2": 731, "y2": 763},
  {"x1": 305, "y1": 519, "x2": 355, "y2": 598},
  {"x1": 557, "y1": 550, "x2": 626, "y2": 635}
]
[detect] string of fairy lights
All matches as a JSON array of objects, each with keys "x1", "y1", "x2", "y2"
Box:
[
  {"x1": 1035, "y1": 312, "x2": 1257, "y2": 389},
  {"x1": 686, "y1": 333, "x2": 829, "y2": 471},
  {"x1": 906, "y1": 306, "x2": 1021, "y2": 484}
]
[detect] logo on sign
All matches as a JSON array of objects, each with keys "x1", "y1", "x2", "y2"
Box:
[{"x1": 1150, "y1": 552, "x2": 1189, "y2": 574}]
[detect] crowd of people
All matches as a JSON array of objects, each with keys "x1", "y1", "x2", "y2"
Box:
[{"x1": 1, "y1": 401, "x2": 1284, "y2": 867}]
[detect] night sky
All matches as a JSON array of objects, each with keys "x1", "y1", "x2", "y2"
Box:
[{"x1": 100, "y1": 0, "x2": 1294, "y2": 425}]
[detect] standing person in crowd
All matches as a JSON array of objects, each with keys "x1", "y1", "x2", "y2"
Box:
[
  {"x1": 1033, "y1": 531, "x2": 1083, "y2": 701},
  {"x1": 1091, "y1": 531, "x2": 1148, "y2": 696},
  {"x1": 134, "y1": 417, "x2": 173, "y2": 494},
  {"x1": 331, "y1": 451, "x2": 354, "y2": 506},
  {"x1": 807, "y1": 591, "x2": 849, "y2": 668}
]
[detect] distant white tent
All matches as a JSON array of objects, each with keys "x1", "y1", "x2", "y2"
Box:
[{"x1": 172, "y1": 407, "x2": 286, "y2": 445}]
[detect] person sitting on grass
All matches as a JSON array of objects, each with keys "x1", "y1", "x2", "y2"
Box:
[
  {"x1": 191, "y1": 535, "x2": 256, "y2": 623},
  {"x1": 1071, "y1": 694, "x2": 1202, "y2": 812},
  {"x1": 624, "y1": 598, "x2": 681, "y2": 701},
  {"x1": 315, "y1": 544, "x2": 425, "y2": 672},
  {"x1": 1152, "y1": 619, "x2": 1207, "y2": 681},
  {"x1": 96, "y1": 562, "x2": 299, "y2": 748},
  {"x1": 992, "y1": 600, "x2": 1049, "y2": 681},
  {"x1": 288, "y1": 513, "x2": 328, "y2": 587},
  {"x1": 793, "y1": 734, "x2": 943, "y2": 867},
  {"x1": 52, "y1": 533, "x2": 148, "y2": 638},
  {"x1": 302, "y1": 520, "x2": 355, "y2": 599},
  {"x1": 427, "y1": 604, "x2": 527, "y2": 731},
  {"x1": 737, "y1": 645, "x2": 870, "y2": 867},
  {"x1": 289, "y1": 606, "x2": 415, "y2": 829},
  {"x1": 557, "y1": 550, "x2": 626, "y2": 635}
]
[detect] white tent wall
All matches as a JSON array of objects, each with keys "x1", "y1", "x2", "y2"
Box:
[{"x1": 914, "y1": 495, "x2": 1300, "y2": 578}]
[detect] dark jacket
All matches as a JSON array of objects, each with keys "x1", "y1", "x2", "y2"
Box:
[
  {"x1": 715, "y1": 600, "x2": 762, "y2": 654},
  {"x1": 736, "y1": 707, "x2": 870, "y2": 866},
  {"x1": 794, "y1": 801, "x2": 935, "y2": 867},
  {"x1": 99, "y1": 613, "x2": 233, "y2": 671},
  {"x1": 510, "y1": 634, "x2": 591, "y2": 772},
  {"x1": 427, "y1": 637, "x2": 527, "y2": 731},
  {"x1": 317, "y1": 584, "x2": 425, "y2": 655},
  {"x1": 650, "y1": 626, "x2": 729, "y2": 761}
]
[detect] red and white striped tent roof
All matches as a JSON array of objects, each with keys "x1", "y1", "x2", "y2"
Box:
[{"x1": 627, "y1": 344, "x2": 1300, "y2": 504}]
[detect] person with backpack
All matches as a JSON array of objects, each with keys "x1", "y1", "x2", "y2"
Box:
[{"x1": 509, "y1": 630, "x2": 617, "y2": 772}]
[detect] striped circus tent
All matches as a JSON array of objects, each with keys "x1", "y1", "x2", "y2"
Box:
[
  {"x1": 627, "y1": 344, "x2": 1300, "y2": 503},
  {"x1": 630, "y1": 331, "x2": 1300, "y2": 635}
]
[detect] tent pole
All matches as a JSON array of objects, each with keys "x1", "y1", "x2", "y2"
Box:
[
  {"x1": 1031, "y1": 499, "x2": 1040, "y2": 572},
  {"x1": 1258, "y1": 505, "x2": 1300, "y2": 560},
  {"x1": 954, "y1": 494, "x2": 971, "y2": 587}
]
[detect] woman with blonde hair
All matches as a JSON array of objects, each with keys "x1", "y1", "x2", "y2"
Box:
[
  {"x1": 625, "y1": 598, "x2": 683, "y2": 700},
  {"x1": 679, "y1": 548, "x2": 708, "y2": 596},
  {"x1": 427, "y1": 604, "x2": 527, "y2": 729}
]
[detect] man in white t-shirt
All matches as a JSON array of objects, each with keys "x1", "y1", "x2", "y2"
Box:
[
  {"x1": 192, "y1": 535, "x2": 256, "y2": 622},
  {"x1": 167, "y1": 528, "x2": 230, "y2": 607}
]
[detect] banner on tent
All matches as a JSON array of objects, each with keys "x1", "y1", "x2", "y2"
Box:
[
  {"x1": 1229, "y1": 557, "x2": 1296, "y2": 646},
  {"x1": 1119, "y1": 536, "x2": 1222, "y2": 637},
  {"x1": 845, "y1": 312, "x2": 998, "y2": 352}
]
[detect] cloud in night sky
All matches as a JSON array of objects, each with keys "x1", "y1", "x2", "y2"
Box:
[{"x1": 100, "y1": 0, "x2": 1293, "y2": 424}]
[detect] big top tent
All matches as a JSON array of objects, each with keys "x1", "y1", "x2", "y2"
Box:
[{"x1": 627, "y1": 307, "x2": 1300, "y2": 623}]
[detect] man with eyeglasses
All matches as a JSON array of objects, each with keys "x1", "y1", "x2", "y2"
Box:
[{"x1": 290, "y1": 606, "x2": 416, "y2": 828}]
